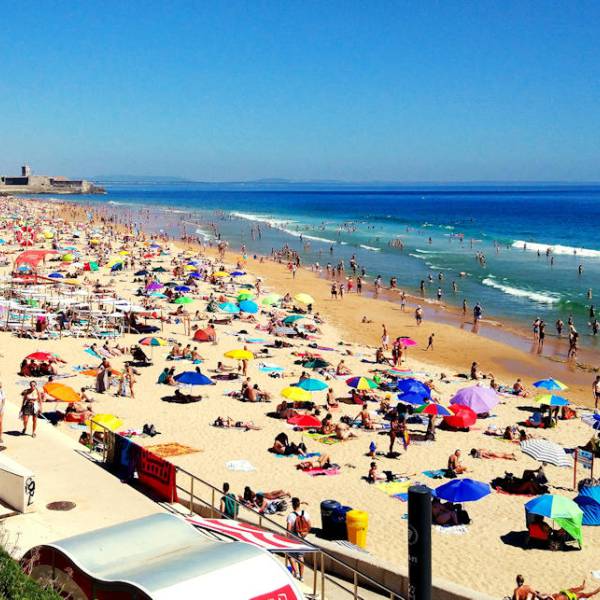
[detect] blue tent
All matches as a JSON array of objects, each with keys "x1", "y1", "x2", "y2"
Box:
[{"x1": 575, "y1": 486, "x2": 600, "y2": 526}]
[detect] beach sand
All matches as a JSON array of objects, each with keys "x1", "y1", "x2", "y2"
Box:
[{"x1": 0, "y1": 197, "x2": 598, "y2": 597}]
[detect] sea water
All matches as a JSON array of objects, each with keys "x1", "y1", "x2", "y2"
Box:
[{"x1": 62, "y1": 184, "x2": 600, "y2": 348}]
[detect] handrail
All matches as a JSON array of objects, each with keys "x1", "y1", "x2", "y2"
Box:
[{"x1": 88, "y1": 419, "x2": 404, "y2": 600}]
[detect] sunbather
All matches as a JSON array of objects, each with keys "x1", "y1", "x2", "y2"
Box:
[
  {"x1": 213, "y1": 416, "x2": 261, "y2": 430},
  {"x1": 297, "y1": 454, "x2": 332, "y2": 470},
  {"x1": 447, "y1": 449, "x2": 467, "y2": 475},
  {"x1": 550, "y1": 581, "x2": 600, "y2": 600},
  {"x1": 470, "y1": 448, "x2": 517, "y2": 460},
  {"x1": 354, "y1": 403, "x2": 374, "y2": 430}
]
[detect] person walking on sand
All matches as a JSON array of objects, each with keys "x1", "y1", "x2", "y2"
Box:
[
  {"x1": 415, "y1": 306, "x2": 423, "y2": 326},
  {"x1": 286, "y1": 497, "x2": 311, "y2": 581},
  {"x1": 381, "y1": 324, "x2": 389, "y2": 350},
  {"x1": 426, "y1": 333, "x2": 435, "y2": 351},
  {"x1": 593, "y1": 375, "x2": 600, "y2": 410},
  {"x1": 20, "y1": 381, "x2": 41, "y2": 438}
]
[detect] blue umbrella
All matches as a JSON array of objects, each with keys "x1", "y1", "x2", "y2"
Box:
[
  {"x1": 48, "y1": 272, "x2": 64, "y2": 279},
  {"x1": 397, "y1": 378, "x2": 430, "y2": 398},
  {"x1": 175, "y1": 285, "x2": 191, "y2": 292},
  {"x1": 238, "y1": 300, "x2": 258, "y2": 314},
  {"x1": 188, "y1": 272, "x2": 201, "y2": 279},
  {"x1": 435, "y1": 478, "x2": 491, "y2": 503},
  {"x1": 174, "y1": 371, "x2": 213, "y2": 385},
  {"x1": 533, "y1": 378, "x2": 568, "y2": 391},
  {"x1": 396, "y1": 393, "x2": 427, "y2": 406},
  {"x1": 219, "y1": 302, "x2": 240, "y2": 314},
  {"x1": 187, "y1": 260, "x2": 199, "y2": 266},
  {"x1": 231, "y1": 270, "x2": 246, "y2": 276},
  {"x1": 297, "y1": 378, "x2": 328, "y2": 392}
]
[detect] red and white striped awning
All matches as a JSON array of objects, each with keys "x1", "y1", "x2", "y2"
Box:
[{"x1": 187, "y1": 517, "x2": 315, "y2": 554}]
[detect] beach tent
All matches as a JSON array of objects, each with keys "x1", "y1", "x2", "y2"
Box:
[
  {"x1": 575, "y1": 486, "x2": 600, "y2": 526},
  {"x1": 193, "y1": 327, "x2": 216, "y2": 342}
]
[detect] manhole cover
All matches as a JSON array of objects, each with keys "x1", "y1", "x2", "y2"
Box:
[{"x1": 46, "y1": 501, "x2": 76, "y2": 511}]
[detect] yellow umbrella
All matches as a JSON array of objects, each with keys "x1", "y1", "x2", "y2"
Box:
[
  {"x1": 90, "y1": 239, "x2": 100, "y2": 245},
  {"x1": 43, "y1": 382, "x2": 80, "y2": 403},
  {"x1": 281, "y1": 386, "x2": 312, "y2": 402},
  {"x1": 118, "y1": 250, "x2": 130, "y2": 256},
  {"x1": 184, "y1": 264, "x2": 197, "y2": 271},
  {"x1": 224, "y1": 349, "x2": 254, "y2": 361},
  {"x1": 43, "y1": 231, "x2": 54, "y2": 239},
  {"x1": 86, "y1": 414, "x2": 123, "y2": 432},
  {"x1": 214, "y1": 271, "x2": 230, "y2": 278},
  {"x1": 107, "y1": 257, "x2": 123, "y2": 267},
  {"x1": 295, "y1": 293, "x2": 314, "y2": 305},
  {"x1": 61, "y1": 253, "x2": 74, "y2": 262}
]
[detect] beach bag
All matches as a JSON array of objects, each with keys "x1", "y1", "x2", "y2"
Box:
[{"x1": 293, "y1": 510, "x2": 310, "y2": 537}]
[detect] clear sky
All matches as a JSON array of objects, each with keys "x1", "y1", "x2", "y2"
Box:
[{"x1": 1, "y1": 1, "x2": 599, "y2": 182}]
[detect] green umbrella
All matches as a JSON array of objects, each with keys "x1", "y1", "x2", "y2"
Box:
[
  {"x1": 237, "y1": 291, "x2": 254, "y2": 301},
  {"x1": 283, "y1": 315, "x2": 305, "y2": 324},
  {"x1": 261, "y1": 293, "x2": 281, "y2": 306},
  {"x1": 174, "y1": 296, "x2": 193, "y2": 304},
  {"x1": 525, "y1": 494, "x2": 583, "y2": 547}
]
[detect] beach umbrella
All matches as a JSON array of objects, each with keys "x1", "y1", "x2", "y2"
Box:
[
  {"x1": 174, "y1": 285, "x2": 191, "y2": 292},
  {"x1": 400, "y1": 338, "x2": 417, "y2": 347},
  {"x1": 396, "y1": 392, "x2": 427, "y2": 406},
  {"x1": 90, "y1": 239, "x2": 100, "y2": 245},
  {"x1": 219, "y1": 301, "x2": 240, "y2": 313},
  {"x1": 238, "y1": 300, "x2": 258, "y2": 314},
  {"x1": 135, "y1": 269, "x2": 149, "y2": 276},
  {"x1": 110, "y1": 262, "x2": 123, "y2": 272},
  {"x1": 237, "y1": 291, "x2": 254, "y2": 301},
  {"x1": 534, "y1": 394, "x2": 570, "y2": 407},
  {"x1": 443, "y1": 405, "x2": 477, "y2": 429},
  {"x1": 48, "y1": 272, "x2": 64, "y2": 279},
  {"x1": 533, "y1": 378, "x2": 568, "y2": 391},
  {"x1": 287, "y1": 414, "x2": 321, "y2": 428},
  {"x1": 145, "y1": 281, "x2": 163, "y2": 291},
  {"x1": 188, "y1": 272, "x2": 201, "y2": 279},
  {"x1": 61, "y1": 253, "x2": 74, "y2": 262},
  {"x1": 224, "y1": 349, "x2": 254, "y2": 361},
  {"x1": 387, "y1": 368, "x2": 418, "y2": 378},
  {"x1": 415, "y1": 403, "x2": 452, "y2": 417},
  {"x1": 214, "y1": 271, "x2": 230, "y2": 278},
  {"x1": 281, "y1": 386, "x2": 312, "y2": 402},
  {"x1": 187, "y1": 260, "x2": 199, "y2": 266},
  {"x1": 43, "y1": 382, "x2": 80, "y2": 403},
  {"x1": 174, "y1": 371, "x2": 213, "y2": 385},
  {"x1": 283, "y1": 315, "x2": 305, "y2": 324},
  {"x1": 520, "y1": 439, "x2": 573, "y2": 467},
  {"x1": 26, "y1": 351, "x2": 61, "y2": 362},
  {"x1": 294, "y1": 293, "x2": 314, "y2": 305},
  {"x1": 346, "y1": 376, "x2": 378, "y2": 390},
  {"x1": 397, "y1": 378, "x2": 430, "y2": 398},
  {"x1": 297, "y1": 378, "x2": 328, "y2": 392},
  {"x1": 303, "y1": 358, "x2": 330, "y2": 369},
  {"x1": 80, "y1": 368, "x2": 122, "y2": 377},
  {"x1": 150, "y1": 292, "x2": 167, "y2": 299},
  {"x1": 174, "y1": 296, "x2": 193, "y2": 305},
  {"x1": 139, "y1": 336, "x2": 167, "y2": 347},
  {"x1": 450, "y1": 386, "x2": 499, "y2": 415},
  {"x1": 152, "y1": 266, "x2": 167, "y2": 273},
  {"x1": 525, "y1": 494, "x2": 583, "y2": 546},
  {"x1": 435, "y1": 478, "x2": 491, "y2": 503},
  {"x1": 87, "y1": 413, "x2": 123, "y2": 432},
  {"x1": 118, "y1": 250, "x2": 130, "y2": 256},
  {"x1": 261, "y1": 293, "x2": 281, "y2": 306},
  {"x1": 231, "y1": 270, "x2": 246, "y2": 277},
  {"x1": 84, "y1": 261, "x2": 99, "y2": 271}
]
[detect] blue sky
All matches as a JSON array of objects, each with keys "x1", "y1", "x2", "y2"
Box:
[{"x1": 1, "y1": 1, "x2": 599, "y2": 182}]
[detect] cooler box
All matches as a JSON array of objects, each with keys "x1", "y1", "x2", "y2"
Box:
[
  {"x1": 346, "y1": 509, "x2": 368, "y2": 548},
  {"x1": 0, "y1": 453, "x2": 36, "y2": 513},
  {"x1": 320, "y1": 499, "x2": 340, "y2": 539},
  {"x1": 331, "y1": 505, "x2": 353, "y2": 540}
]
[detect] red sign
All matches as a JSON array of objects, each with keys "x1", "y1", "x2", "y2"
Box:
[{"x1": 250, "y1": 584, "x2": 299, "y2": 600}]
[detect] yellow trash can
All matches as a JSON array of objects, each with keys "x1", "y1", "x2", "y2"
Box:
[{"x1": 346, "y1": 509, "x2": 369, "y2": 548}]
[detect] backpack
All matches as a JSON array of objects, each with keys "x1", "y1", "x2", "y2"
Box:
[{"x1": 293, "y1": 511, "x2": 310, "y2": 537}]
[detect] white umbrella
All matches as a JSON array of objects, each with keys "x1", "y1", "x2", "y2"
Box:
[{"x1": 520, "y1": 439, "x2": 573, "y2": 468}]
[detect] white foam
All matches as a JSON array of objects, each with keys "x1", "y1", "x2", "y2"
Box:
[
  {"x1": 409, "y1": 253, "x2": 428, "y2": 260},
  {"x1": 230, "y1": 211, "x2": 292, "y2": 228},
  {"x1": 512, "y1": 240, "x2": 600, "y2": 258},
  {"x1": 359, "y1": 244, "x2": 381, "y2": 252},
  {"x1": 482, "y1": 277, "x2": 560, "y2": 304}
]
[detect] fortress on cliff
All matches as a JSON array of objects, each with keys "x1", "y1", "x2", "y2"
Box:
[{"x1": 0, "y1": 165, "x2": 104, "y2": 195}]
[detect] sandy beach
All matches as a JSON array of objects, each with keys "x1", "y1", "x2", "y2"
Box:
[{"x1": 1, "y1": 196, "x2": 599, "y2": 597}]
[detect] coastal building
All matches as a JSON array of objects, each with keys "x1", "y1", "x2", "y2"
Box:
[{"x1": 0, "y1": 165, "x2": 104, "y2": 195}]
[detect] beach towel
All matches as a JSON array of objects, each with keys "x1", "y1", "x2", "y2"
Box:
[
  {"x1": 393, "y1": 493, "x2": 409, "y2": 502},
  {"x1": 307, "y1": 466, "x2": 341, "y2": 477},
  {"x1": 422, "y1": 469, "x2": 446, "y2": 479},
  {"x1": 274, "y1": 452, "x2": 321, "y2": 459},
  {"x1": 226, "y1": 459, "x2": 256, "y2": 472},
  {"x1": 85, "y1": 347, "x2": 101, "y2": 359},
  {"x1": 145, "y1": 442, "x2": 201, "y2": 458},
  {"x1": 138, "y1": 448, "x2": 178, "y2": 502},
  {"x1": 434, "y1": 525, "x2": 469, "y2": 535},
  {"x1": 375, "y1": 480, "x2": 412, "y2": 496},
  {"x1": 305, "y1": 432, "x2": 341, "y2": 445}
]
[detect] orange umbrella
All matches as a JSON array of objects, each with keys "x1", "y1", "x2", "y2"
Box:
[
  {"x1": 80, "y1": 368, "x2": 122, "y2": 377},
  {"x1": 43, "y1": 382, "x2": 80, "y2": 403}
]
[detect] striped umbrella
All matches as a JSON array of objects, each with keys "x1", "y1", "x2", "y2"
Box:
[
  {"x1": 139, "y1": 337, "x2": 167, "y2": 346},
  {"x1": 415, "y1": 403, "x2": 452, "y2": 417},
  {"x1": 520, "y1": 439, "x2": 573, "y2": 468},
  {"x1": 346, "y1": 376, "x2": 378, "y2": 390}
]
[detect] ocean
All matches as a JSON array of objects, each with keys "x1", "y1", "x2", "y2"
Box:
[{"x1": 59, "y1": 184, "x2": 600, "y2": 348}]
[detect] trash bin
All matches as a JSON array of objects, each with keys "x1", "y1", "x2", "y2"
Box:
[
  {"x1": 320, "y1": 499, "x2": 341, "y2": 539},
  {"x1": 346, "y1": 509, "x2": 369, "y2": 548},
  {"x1": 331, "y1": 505, "x2": 353, "y2": 540}
]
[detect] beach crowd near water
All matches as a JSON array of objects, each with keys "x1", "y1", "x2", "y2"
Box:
[{"x1": 1, "y1": 195, "x2": 600, "y2": 597}]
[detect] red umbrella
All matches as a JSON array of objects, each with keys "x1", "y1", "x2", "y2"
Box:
[
  {"x1": 26, "y1": 352, "x2": 62, "y2": 362},
  {"x1": 443, "y1": 404, "x2": 477, "y2": 429},
  {"x1": 287, "y1": 414, "x2": 321, "y2": 428}
]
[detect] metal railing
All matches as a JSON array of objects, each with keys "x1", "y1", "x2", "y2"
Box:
[{"x1": 88, "y1": 420, "x2": 404, "y2": 600}]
